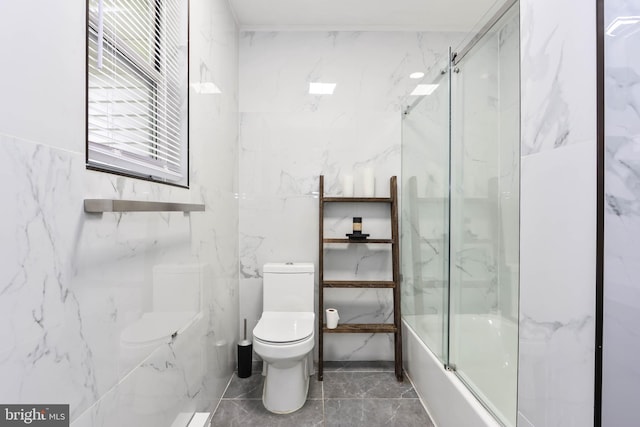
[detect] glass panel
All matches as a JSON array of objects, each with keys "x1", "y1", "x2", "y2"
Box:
[
  {"x1": 401, "y1": 56, "x2": 451, "y2": 363},
  {"x1": 602, "y1": 1, "x2": 640, "y2": 425},
  {"x1": 448, "y1": 4, "x2": 520, "y2": 426}
]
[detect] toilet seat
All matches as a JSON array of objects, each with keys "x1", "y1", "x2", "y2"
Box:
[{"x1": 253, "y1": 311, "x2": 314, "y2": 344}]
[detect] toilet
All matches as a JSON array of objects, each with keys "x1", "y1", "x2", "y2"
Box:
[{"x1": 252, "y1": 262, "x2": 315, "y2": 414}]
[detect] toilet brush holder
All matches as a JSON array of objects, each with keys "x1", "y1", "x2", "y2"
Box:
[{"x1": 237, "y1": 318, "x2": 252, "y2": 378}]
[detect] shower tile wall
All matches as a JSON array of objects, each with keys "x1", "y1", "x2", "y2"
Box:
[
  {"x1": 518, "y1": 1, "x2": 596, "y2": 426},
  {"x1": 0, "y1": 0, "x2": 239, "y2": 425},
  {"x1": 238, "y1": 31, "x2": 455, "y2": 360},
  {"x1": 602, "y1": 1, "x2": 640, "y2": 425}
]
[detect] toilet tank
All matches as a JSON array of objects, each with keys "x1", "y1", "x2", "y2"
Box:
[{"x1": 263, "y1": 263, "x2": 315, "y2": 312}]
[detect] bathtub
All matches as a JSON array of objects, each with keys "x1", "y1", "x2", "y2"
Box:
[{"x1": 403, "y1": 314, "x2": 517, "y2": 427}]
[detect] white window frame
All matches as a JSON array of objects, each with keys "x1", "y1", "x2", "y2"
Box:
[{"x1": 86, "y1": 0, "x2": 189, "y2": 187}]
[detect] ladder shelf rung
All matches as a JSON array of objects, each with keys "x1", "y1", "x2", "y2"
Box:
[
  {"x1": 322, "y1": 323, "x2": 397, "y2": 333},
  {"x1": 323, "y1": 238, "x2": 394, "y2": 244},
  {"x1": 323, "y1": 280, "x2": 396, "y2": 288},
  {"x1": 323, "y1": 197, "x2": 392, "y2": 203}
]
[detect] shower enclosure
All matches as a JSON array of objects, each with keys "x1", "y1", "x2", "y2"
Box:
[{"x1": 401, "y1": 3, "x2": 519, "y2": 426}]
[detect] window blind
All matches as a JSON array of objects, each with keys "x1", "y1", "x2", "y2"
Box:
[{"x1": 87, "y1": 0, "x2": 188, "y2": 185}]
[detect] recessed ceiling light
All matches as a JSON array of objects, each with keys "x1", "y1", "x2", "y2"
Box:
[
  {"x1": 309, "y1": 82, "x2": 337, "y2": 95},
  {"x1": 410, "y1": 84, "x2": 439, "y2": 96},
  {"x1": 409, "y1": 72, "x2": 425, "y2": 79}
]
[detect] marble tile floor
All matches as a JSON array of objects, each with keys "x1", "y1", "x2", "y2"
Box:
[{"x1": 210, "y1": 361, "x2": 434, "y2": 427}]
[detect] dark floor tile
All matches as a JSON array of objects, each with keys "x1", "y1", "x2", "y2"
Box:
[
  {"x1": 307, "y1": 376, "x2": 323, "y2": 400},
  {"x1": 211, "y1": 399, "x2": 323, "y2": 427},
  {"x1": 224, "y1": 373, "x2": 264, "y2": 399},
  {"x1": 323, "y1": 361, "x2": 394, "y2": 372},
  {"x1": 323, "y1": 371, "x2": 417, "y2": 399},
  {"x1": 215, "y1": 367, "x2": 434, "y2": 427},
  {"x1": 225, "y1": 373, "x2": 322, "y2": 400},
  {"x1": 324, "y1": 399, "x2": 434, "y2": 427}
]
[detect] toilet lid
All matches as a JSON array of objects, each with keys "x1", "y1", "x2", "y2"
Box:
[
  {"x1": 253, "y1": 312, "x2": 314, "y2": 344},
  {"x1": 121, "y1": 311, "x2": 197, "y2": 345}
]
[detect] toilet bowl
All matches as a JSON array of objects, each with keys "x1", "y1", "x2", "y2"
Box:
[
  {"x1": 253, "y1": 311, "x2": 315, "y2": 414},
  {"x1": 252, "y1": 262, "x2": 315, "y2": 414}
]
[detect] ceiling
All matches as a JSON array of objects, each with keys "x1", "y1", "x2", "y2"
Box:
[{"x1": 228, "y1": 0, "x2": 501, "y2": 32}]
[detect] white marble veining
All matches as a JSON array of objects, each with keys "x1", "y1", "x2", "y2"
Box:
[
  {"x1": 0, "y1": 139, "x2": 97, "y2": 413},
  {"x1": 240, "y1": 31, "x2": 455, "y2": 113},
  {"x1": 518, "y1": 139, "x2": 596, "y2": 425},
  {"x1": 520, "y1": 1, "x2": 596, "y2": 156},
  {"x1": 517, "y1": 2, "x2": 597, "y2": 426},
  {"x1": 238, "y1": 30, "x2": 460, "y2": 360},
  {"x1": 602, "y1": 1, "x2": 640, "y2": 425},
  {"x1": 0, "y1": 0, "x2": 239, "y2": 424}
]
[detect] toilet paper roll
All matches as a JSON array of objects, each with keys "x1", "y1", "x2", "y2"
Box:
[
  {"x1": 362, "y1": 168, "x2": 375, "y2": 197},
  {"x1": 326, "y1": 308, "x2": 340, "y2": 329},
  {"x1": 342, "y1": 175, "x2": 354, "y2": 197}
]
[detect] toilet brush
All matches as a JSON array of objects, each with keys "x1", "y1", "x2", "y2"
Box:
[{"x1": 237, "y1": 318, "x2": 252, "y2": 378}]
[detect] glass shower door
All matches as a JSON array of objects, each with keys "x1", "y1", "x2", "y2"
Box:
[
  {"x1": 401, "y1": 56, "x2": 451, "y2": 363},
  {"x1": 448, "y1": 3, "x2": 520, "y2": 426}
]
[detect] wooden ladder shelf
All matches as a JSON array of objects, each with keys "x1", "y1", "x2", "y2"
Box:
[{"x1": 317, "y1": 175, "x2": 403, "y2": 381}]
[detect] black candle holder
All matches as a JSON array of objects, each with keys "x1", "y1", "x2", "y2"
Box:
[{"x1": 346, "y1": 217, "x2": 369, "y2": 240}]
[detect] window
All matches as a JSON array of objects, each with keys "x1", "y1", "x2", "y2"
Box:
[{"x1": 86, "y1": 0, "x2": 189, "y2": 186}]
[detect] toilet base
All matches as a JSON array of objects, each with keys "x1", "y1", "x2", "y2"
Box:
[{"x1": 261, "y1": 352, "x2": 313, "y2": 414}]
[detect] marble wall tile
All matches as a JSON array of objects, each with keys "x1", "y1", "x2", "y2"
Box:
[
  {"x1": 517, "y1": 2, "x2": 597, "y2": 425},
  {"x1": 517, "y1": 140, "x2": 596, "y2": 426},
  {"x1": 71, "y1": 318, "x2": 230, "y2": 427},
  {"x1": 520, "y1": 1, "x2": 596, "y2": 156},
  {"x1": 240, "y1": 32, "x2": 456, "y2": 114},
  {"x1": 0, "y1": 134, "x2": 237, "y2": 425},
  {"x1": 0, "y1": 0, "x2": 85, "y2": 153},
  {"x1": 238, "y1": 31, "x2": 462, "y2": 360},
  {"x1": 602, "y1": 0, "x2": 640, "y2": 424},
  {"x1": 0, "y1": 138, "x2": 97, "y2": 414},
  {"x1": 0, "y1": 0, "x2": 239, "y2": 424},
  {"x1": 238, "y1": 112, "x2": 401, "y2": 197}
]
